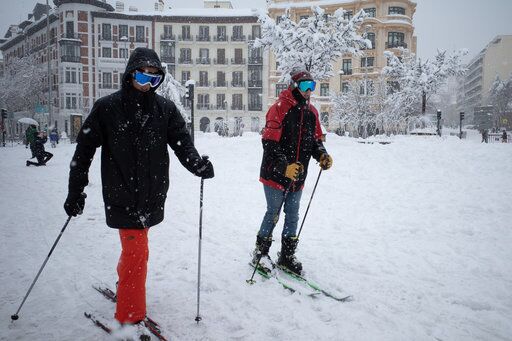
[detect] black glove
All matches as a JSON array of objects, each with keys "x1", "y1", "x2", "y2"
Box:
[
  {"x1": 193, "y1": 157, "x2": 214, "y2": 179},
  {"x1": 64, "y1": 192, "x2": 87, "y2": 217}
]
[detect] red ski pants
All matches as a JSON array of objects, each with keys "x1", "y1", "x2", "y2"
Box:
[{"x1": 114, "y1": 228, "x2": 149, "y2": 324}]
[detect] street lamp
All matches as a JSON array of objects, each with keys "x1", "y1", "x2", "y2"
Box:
[{"x1": 120, "y1": 35, "x2": 128, "y2": 66}]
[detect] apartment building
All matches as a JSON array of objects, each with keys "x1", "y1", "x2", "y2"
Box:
[
  {"x1": 266, "y1": 0, "x2": 417, "y2": 129},
  {"x1": 0, "y1": 0, "x2": 266, "y2": 138},
  {"x1": 456, "y1": 35, "x2": 512, "y2": 124}
]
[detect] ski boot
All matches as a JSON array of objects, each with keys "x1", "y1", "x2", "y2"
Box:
[
  {"x1": 251, "y1": 235, "x2": 274, "y2": 273},
  {"x1": 277, "y1": 236, "x2": 303, "y2": 275}
]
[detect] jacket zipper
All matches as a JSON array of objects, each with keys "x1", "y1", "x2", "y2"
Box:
[{"x1": 293, "y1": 105, "x2": 305, "y2": 191}]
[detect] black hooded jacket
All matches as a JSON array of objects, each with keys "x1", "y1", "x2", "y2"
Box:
[{"x1": 68, "y1": 48, "x2": 201, "y2": 228}]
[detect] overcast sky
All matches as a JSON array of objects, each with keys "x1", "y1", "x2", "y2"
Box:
[{"x1": 1, "y1": 0, "x2": 511, "y2": 62}]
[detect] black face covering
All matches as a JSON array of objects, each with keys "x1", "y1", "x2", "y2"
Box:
[{"x1": 292, "y1": 87, "x2": 308, "y2": 104}]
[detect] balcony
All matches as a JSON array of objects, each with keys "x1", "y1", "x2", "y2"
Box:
[
  {"x1": 99, "y1": 34, "x2": 112, "y2": 41},
  {"x1": 178, "y1": 35, "x2": 193, "y2": 41},
  {"x1": 61, "y1": 55, "x2": 81, "y2": 63},
  {"x1": 196, "y1": 57, "x2": 211, "y2": 65},
  {"x1": 231, "y1": 35, "x2": 246, "y2": 42},
  {"x1": 196, "y1": 35, "x2": 211, "y2": 42},
  {"x1": 341, "y1": 69, "x2": 353, "y2": 75},
  {"x1": 60, "y1": 33, "x2": 80, "y2": 41},
  {"x1": 160, "y1": 34, "x2": 176, "y2": 41},
  {"x1": 214, "y1": 58, "x2": 228, "y2": 65},
  {"x1": 216, "y1": 103, "x2": 227, "y2": 110},
  {"x1": 231, "y1": 81, "x2": 246, "y2": 88},
  {"x1": 248, "y1": 57, "x2": 263, "y2": 64},
  {"x1": 178, "y1": 58, "x2": 193, "y2": 64},
  {"x1": 231, "y1": 58, "x2": 246, "y2": 65},
  {"x1": 248, "y1": 104, "x2": 263, "y2": 111},
  {"x1": 213, "y1": 81, "x2": 227, "y2": 87},
  {"x1": 213, "y1": 35, "x2": 228, "y2": 42},
  {"x1": 161, "y1": 55, "x2": 175, "y2": 64},
  {"x1": 248, "y1": 80, "x2": 262, "y2": 88},
  {"x1": 197, "y1": 103, "x2": 213, "y2": 110},
  {"x1": 386, "y1": 41, "x2": 408, "y2": 49},
  {"x1": 197, "y1": 81, "x2": 211, "y2": 87},
  {"x1": 231, "y1": 104, "x2": 246, "y2": 111}
]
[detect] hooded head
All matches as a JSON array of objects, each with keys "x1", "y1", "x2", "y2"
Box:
[
  {"x1": 290, "y1": 69, "x2": 314, "y2": 89},
  {"x1": 122, "y1": 47, "x2": 165, "y2": 91}
]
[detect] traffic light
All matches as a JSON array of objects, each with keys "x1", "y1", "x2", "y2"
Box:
[
  {"x1": 437, "y1": 110, "x2": 441, "y2": 120},
  {"x1": 1, "y1": 109, "x2": 6, "y2": 120},
  {"x1": 460, "y1": 112, "x2": 465, "y2": 120},
  {"x1": 185, "y1": 84, "x2": 194, "y2": 100}
]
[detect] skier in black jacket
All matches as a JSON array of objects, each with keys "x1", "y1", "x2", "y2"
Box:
[
  {"x1": 63, "y1": 48, "x2": 214, "y2": 333},
  {"x1": 252, "y1": 69, "x2": 332, "y2": 275}
]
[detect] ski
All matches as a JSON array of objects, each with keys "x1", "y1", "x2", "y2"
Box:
[
  {"x1": 249, "y1": 263, "x2": 321, "y2": 298},
  {"x1": 84, "y1": 312, "x2": 113, "y2": 335},
  {"x1": 276, "y1": 265, "x2": 353, "y2": 302},
  {"x1": 92, "y1": 285, "x2": 169, "y2": 341}
]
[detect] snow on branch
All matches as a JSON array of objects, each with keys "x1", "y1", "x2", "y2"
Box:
[
  {"x1": 156, "y1": 64, "x2": 190, "y2": 122},
  {"x1": 255, "y1": 6, "x2": 370, "y2": 82}
]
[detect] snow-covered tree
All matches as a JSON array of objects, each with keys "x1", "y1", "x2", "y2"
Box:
[
  {"x1": 0, "y1": 54, "x2": 48, "y2": 114},
  {"x1": 383, "y1": 48, "x2": 467, "y2": 117},
  {"x1": 488, "y1": 74, "x2": 512, "y2": 114},
  {"x1": 156, "y1": 64, "x2": 189, "y2": 122},
  {"x1": 254, "y1": 6, "x2": 371, "y2": 82}
]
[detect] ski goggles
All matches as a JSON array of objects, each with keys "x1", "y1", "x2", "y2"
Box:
[
  {"x1": 133, "y1": 70, "x2": 162, "y2": 87},
  {"x1": 297, "y1": 80, "x2": 316, "y2": 92}
]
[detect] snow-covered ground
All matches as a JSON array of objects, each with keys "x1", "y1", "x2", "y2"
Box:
[{"x1": 1, "y1": 130, "x2": 511, "y2": 341}]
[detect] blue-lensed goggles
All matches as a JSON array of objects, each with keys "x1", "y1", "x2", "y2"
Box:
[
  {"x1": 133, "y1": 70, "x2": 162, "y2": 87},
  {"x1": 297, "y1": 80, "x2": 316, "y2": 92}
]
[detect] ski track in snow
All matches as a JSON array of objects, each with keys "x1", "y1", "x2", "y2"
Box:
[{"x1": 1, "y1": 130, "x2": 511, "y2": 341}]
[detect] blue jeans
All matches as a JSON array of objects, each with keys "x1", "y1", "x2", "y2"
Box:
[{"x1": 258, "y1": 184, "x2": 303, "y2": 238}]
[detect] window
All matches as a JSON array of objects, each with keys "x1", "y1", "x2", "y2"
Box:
[
  {"x1": 163, "y1": 25, "x2": 173, "y2": 39},
  {"x1": 342, "y1": 59, "x2": 352, "y2": 75},
  {"x1": 181, "y1": 71, "x2": 190, "y2": 85},
  {"x1": 181, "y1": 25, "x2": 191, "y2": 40},
  {"x1": 387, "y1": 32, "x2": 405, "y2": 48},
  {"x1": 198, "y1": 26, "x2": 209, "y2": 41},
  {"x1": 102, "y1": 72, "x2": 112, "y2": 88},
  {"x1": 65, "y1": 93, "x2": 78, "y2": 109},
  {"x1": 198, "y1": 94, "x2": 210, "y2": 107},
  {"x1": 361, "y1": 57, "x2": 374, "y2": 67},
  {"x1": 199, "y1": 71, "x2": 209, "y2": 86},
  {"x1": 102, "y1": 47, "x2": 111, "y2": 58},
  {"x1": 217, "y1": 93, "x2": 226, "y2": 109},
  {"x1": 216, "y1": 71, "x2": 226, "y2": 87},
  {"x1": 119, "y1": 48, "x2": 128, "y2": 59},
  {"x1": 276, "y1": 83, "x2": 287, "y2": 97},
  {"x1": 232, "y1": 94, "x2": 243, "y2": 110},
  {"x1": 341, "y1": 82, "x2": 349, "y2": 93},
  {"x1": 216, "y1": 26, "x2": 226, "y2": 40},
  {"x1": 232, "y1": 71, "x2": 243, "y2": 87},
  {"x1": 179, "y1": 48, "x2": 192, "y2": 63},
  {"x1": 102, "y1": 23, "x2": 111, "y2": 40},
  {"x1": 65, "y1": 22, "x2": 74, "y2": 38},
  {"x1": 360, "y1": 80, "x2": 373, "y2": 95},
  {"x1": 320, "y1": 83, "x2": 329, "y2": 96},
  {"x1": 234, "y1": 49, "x2": 243, "y2": 63},
  {"x1": 248, "y1": 66, "x2": 262, "y2": 87},
  {"x1": 389, "y1": 6, "x2": 405, "y2": 15},
  {"x1": 232, "y1": 26, "x2": 243, "y2": 40},
  {"x1": 161, "y1": 42, "x2": 174, "y2": 58},
  {"x1": 248, "y1": 90, "x2": 262, "y2": 111},
  {"x1": 216, "y1": 49, "x2": 225, "y2": 64},
  {"x1": 65, "y1": 67, "x2": 78, "y2": 83},
  {"x1": 364, "y1": 8, "x2": 376, "y2": 17},
  {"x1": 251, "y1": 25, "x2": 261, "y2": 40},
  {"x1": 119, "y1": 25, "x2": 128, "y2": 39},
  {"x1": 136, "y1": 26, "x2": 145, "y2": 42},
  {"x1": 366, "y1": 32, "x2": 375, "y2": 49},
  {"x1": 343, "y1": 10, "x2": 353, "y2": 20}
]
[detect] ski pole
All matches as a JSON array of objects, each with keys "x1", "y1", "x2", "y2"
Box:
[
  {"x1": 247, "y1": 163, "x2": 303, "y2": 284},
  {"x1": 11, "y1": 216, "x2": 72, "y2": 321},
  {"x1": 195, "y1": 155, "x2": 208, "y2": 323},
  {"x1": 297, "y1": 168, "x2": 322, "y2": 239}
]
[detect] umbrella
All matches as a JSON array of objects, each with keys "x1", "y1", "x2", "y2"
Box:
[{"x1": 18, "y1": 118, "x2": 39, "y2": 126}]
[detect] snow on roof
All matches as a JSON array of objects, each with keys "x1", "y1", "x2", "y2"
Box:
[
  {"x1": 123, "y1": 8, "x2": 260, "y2": 17},
  {"x1": 269, "y1": 0, "x2": 354, "y2": 10}
]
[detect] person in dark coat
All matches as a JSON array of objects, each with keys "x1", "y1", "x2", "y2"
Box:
[
  {"x1": 63, "y1": 48, "x2": 214, "y2": 331},
  {"x1": 25, "y1": 124, "x2": 38, "y2": 158},
  {"x1": 502, "y1": 130, "x2": 508, "y2": 143},
  {"x1": 26, "y1": 131, "x2": 53, "y2": 166},
  {"x1": 251, "y1": 69, "x2": 333, "y2": 275}
]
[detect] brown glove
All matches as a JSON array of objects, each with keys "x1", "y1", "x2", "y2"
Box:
[
  {"x1": 285, "y1": 162, "x2": 304, "y2": 181},
  {"x1": 319, "y1": 153, "x2": 333, "y2": 170}
]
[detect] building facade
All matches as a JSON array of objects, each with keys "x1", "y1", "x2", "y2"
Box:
[
  {"x1": 266, "y1": 0, "x2": 417, "y2": 129},
  {"x1": 456, "y1": 35, "x2": 512, "y2": 124}
]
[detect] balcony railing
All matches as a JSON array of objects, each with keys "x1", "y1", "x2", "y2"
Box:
[
  {"x1": 231, "y1": 58, "x2": 246, "y2": 65},
  {"x1": 214, "y1": 58, "x2": 228, "y2": 65},
  {"x1": 248, "y1": 57, "x2": 263, "y2": 64},
  {"x1": 178, "y1": 58, "x2": 193, "y2": 64},
  {"x1": 213, "y1": 35, "x2": 227, "y2": 42},
  {"x1": 178, "y1": 35, "x2": 193, "y2": 41},
  {"x1": 61, "y1": 55, "x2": 81, "y2": 63},
  {"x1": 197, "y1": 81, "x2": 211, "y2": 87},
  {"x1": 341, "y1": 69, "x2": 353, "y2": 75},
  {"x1": 248, "y1": 80, "x2": 262, "y2": 88},
  {"x1": 196, "y1": 35, "x2": 211, "y2": 42},
  {"x1": 161, "y1": 55, "x2": 175, "y2": 64},
  {"x1": 248, "y1": 34, "x2": 261, "y2": 41},
  {"x1": 248, "y1": 104, "x2": 263, "y2": 111},
  {"x1": 160, "y1": 34, "x2": 176, "y2": 41},
  {"x1": 231, "y1": 81, "x2": 246, "y2": 88},
  {"x1": 231, "y1": 104, "x2": 245, "y2": 111},
  {"x1": 197, "y1": 103, "x2": 213, "y2": 110},
  {"x1": 231, "y1": 35, "x2": 246, "y2": 42},
  {"x1": 196, "y1": 57, "x2": 211, "y2": 64},
  {"x1": 60, "y1": 33, "x2": 80, "y2": 40},
  {"x1": 216, "y1": 104, "x2": 227, "y2": 110},
  {"x1": 213, "y1": 81, "x2": 227, "y2": 87},
  {"x1": 386, "y1": 41, "x2": 407, "y2": 48}
]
